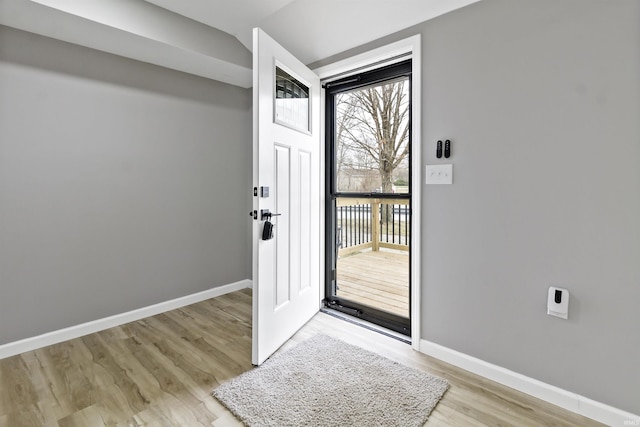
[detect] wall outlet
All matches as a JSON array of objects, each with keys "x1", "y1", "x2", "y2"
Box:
[
  {"x1": 426, "y1": 164, "x2": 453, "y2": 184},
  {"x1": 547, "y1": 286, "x2": 569, "y2": 319}
]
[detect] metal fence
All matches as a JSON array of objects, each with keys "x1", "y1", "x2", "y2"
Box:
[{"x1": 336, "y1": 199, "x2": 410, "y2": 253}]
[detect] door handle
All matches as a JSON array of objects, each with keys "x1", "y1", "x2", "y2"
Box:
[{"x1": 260, "y1": 209, "x2": 282, "y2": 221}]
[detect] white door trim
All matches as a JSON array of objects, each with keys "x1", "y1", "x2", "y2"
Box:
[{"x1": 314, "y1": 34, "x2": 422, "y2": 350}]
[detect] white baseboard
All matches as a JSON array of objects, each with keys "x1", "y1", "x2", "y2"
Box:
[
  {"x1": 420, "y1": 339, "x2": 639, "y2": 426},
  {"x1": 0, "y1": 279, "x2": 252, "y2": 360}
]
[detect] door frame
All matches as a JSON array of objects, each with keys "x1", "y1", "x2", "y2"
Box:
[{"x1": 314, "y1": 35, "x2": 422, "y2": 350}]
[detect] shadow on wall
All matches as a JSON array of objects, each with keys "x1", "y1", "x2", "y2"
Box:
[{"x1": 0, "y1": 25, "x2": 251, "y2": 108}]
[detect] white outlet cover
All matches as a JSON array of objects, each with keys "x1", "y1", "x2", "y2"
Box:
[
  {"x1": 547, "y1": 286, "x2": 569, "y2": 320},
  {"x1": 426, "y1": 164, "x2": 453, "y2": 184}
]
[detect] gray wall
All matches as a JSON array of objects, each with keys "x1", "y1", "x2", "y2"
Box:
[
  {"x1": 0, "y1": 26, "x2": 252, "y2": 346},
  {"x1": 312, "y1": 0, "x2": 640, "y2": 415}
]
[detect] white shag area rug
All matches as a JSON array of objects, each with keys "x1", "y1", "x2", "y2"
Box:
[{"x1": 213, "y1": 334, "x2": 449, "y2": 427}]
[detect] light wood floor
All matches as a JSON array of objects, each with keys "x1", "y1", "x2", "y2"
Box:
[
  {"x1": 336, "y1": 250, "x2": 409, "y2": 317},
  {"x1": 0, "y1": 289, "x2": 604, "y2": 426}
]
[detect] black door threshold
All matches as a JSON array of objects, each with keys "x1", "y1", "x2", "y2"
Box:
[{"x1": 320, "y1": 308, "x2": 411, "y2": 345}]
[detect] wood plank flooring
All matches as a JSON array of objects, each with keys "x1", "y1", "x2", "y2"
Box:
[
  {"x1": 336, "y1": 250, "x2": 409, "y2": 317},
  {"x1": 0, "y1": 289, "x2": 604, "y2": 426}
]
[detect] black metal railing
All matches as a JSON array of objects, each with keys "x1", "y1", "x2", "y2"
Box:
[
  {"x1": 337, "y1": 203, "x2": 370, "y2": 249},
  {"x1": 336, "y1": 199, "x2": 410, "y2": 252},
  {"x1": 380, "y1": 203, "x2": 410, "y2": 246}
]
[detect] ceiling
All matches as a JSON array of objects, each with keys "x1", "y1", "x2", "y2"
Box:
[{"x1": 0, "y1": 0, "x2": 481, "y2": 88}]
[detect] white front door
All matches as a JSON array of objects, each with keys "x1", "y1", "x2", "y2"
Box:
[{"x1": 252, "y1": 28, "x2": 320, "y2": 366}]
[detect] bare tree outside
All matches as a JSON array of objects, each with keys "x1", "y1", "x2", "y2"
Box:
[
  {"x1": 331, "y1": 75, "x2": 411, "y2": 320},
  {"x1": 335, "y1": 77, "x2": 410, "y2": 194},
  {"x1": 331, "y1": 70, "x2": 412, "y2": 323}
]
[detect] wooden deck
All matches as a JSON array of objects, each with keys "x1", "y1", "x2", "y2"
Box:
[{"x1": 336, "y1": 250, "x2": 409, "y2": 317}]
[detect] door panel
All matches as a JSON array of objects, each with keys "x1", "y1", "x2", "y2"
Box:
[
  {"x1": 274, "y1": 144, "x2": 291, "y2": 309},
  {"x1": 299, "y1": 150, "x2": 312, "y2": 292},
  {"x1": 252, "y1": 28, "x2": 320, "y2": 366}
]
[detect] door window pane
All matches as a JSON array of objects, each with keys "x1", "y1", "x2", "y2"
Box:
[
  {"x1": 334, "y1": 77, "x2": 410, "y2": 194},
  {"x1": 275, "y1": 66, "x2": 309, "y2": 132}
]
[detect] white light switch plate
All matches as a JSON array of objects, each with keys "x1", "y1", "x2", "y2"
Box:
[{"x1": 426, "y1": 164, "x2": 453, "y2": 184}]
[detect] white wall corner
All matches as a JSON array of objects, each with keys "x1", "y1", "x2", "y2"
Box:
[
  {"x1": 420, "y1": 339, "x2": 639, "y2": 426},
  {"x1": 0, "y1": 279, "x2": 252, "y2": 360}
]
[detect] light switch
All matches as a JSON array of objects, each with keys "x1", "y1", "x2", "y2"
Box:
[{"x1": 426, "y1": 164, "x2": 453, "y2": 185}]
